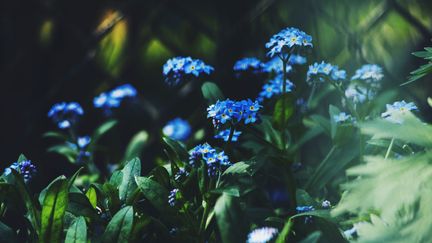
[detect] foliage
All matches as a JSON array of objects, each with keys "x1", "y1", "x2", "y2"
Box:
[{"x1": 1, "y1": 17, "x2": 432, "y2": 243}]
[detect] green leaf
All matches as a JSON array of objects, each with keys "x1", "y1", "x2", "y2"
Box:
[
  {"x1": 162, "y1": 137, "x2": 189, "y2": 162},
  {"x1": 360, "y1": 113, "x2": 432, "y2": 147},
  {"x1": 86, "y1": 186, "x2": 97, "y2": 209},
  {"x1": 275, "y1": 219, "x2": 293, "y2": 243},
  {"x1": 0, "y1": 221, "x2": 18, "y2": 243},
  {"x1": 273, "y1": 94, "x2": 294, "y2": 127},
  {"x1": 298, "y1": 231, "x2": 322, "y2": 243},
  {"x1": 135, "y1": 176, "x2": 168, "y2": 211},
  {"x1": 91, "y1": 119, "x2": 118, "y2": 144},
  {"x1": 40, "y1": 176, "x2": 69, "y2": 243},
  {"x1": 102, "y1": 206, "x2": 134, "y2": 243},
  {"x1": 65, "y1": 216, "x2": 87, "y2": 243},
  {"x1": 124, "y1": 130, "x2": 149, "y2": 161},
  {"x1": 201, "y1": 81, "x2": 225, "y2": 105},
  {"x1": 68, "y1": 192, "x2": 98, "y2": 219},
  {"x1": 222, "y1": 162, "x2": 251, "y2": 175},
  {"x1": 11, "y1": 170, "x2": 40, "y2": 233},
  {"x1": 119, "y1": 158, "x2": 141, "y2": 202},
  {"x1": 43, "y1": 131, "x2": 68, "y2": 141},
  {"x1": 214, "y1": 194, "x2": 246, "y2": 243}
]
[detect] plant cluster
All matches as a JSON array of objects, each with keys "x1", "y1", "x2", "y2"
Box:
[{"x1": 1, "y1": 26, "x2": 432, "y2": 243}]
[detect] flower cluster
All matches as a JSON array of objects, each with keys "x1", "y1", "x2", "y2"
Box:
[
  {"x1": 174, "y1": 168, "x2": 189, "y2": 181},
  {"x1": 4, "y1": 160, "x2": 37, "y2": 182},
  {"x1": 296, "y1": 205, "x2": 315, "y2": 223},
  {"x1": 381, "y1": 100, "x2": 418, "y2": 124},
  {"x1": 163, "y1": 56, "x2": 214, "y2": 86},
  {"x1": 344, "y1": 83, "x2": 375, "y2": 104},
  {"x1": 233, "y1": 57, "x2": 264, "y2": 73},
  {"x1": 306, "y1": 61, "x2": 346, "y2": 85},
  {"x1": 48, "y1": 102, "x2": 84, "y2": 129},
  {"x1": 207, "y1": 99, "x2": 262, "y2": 128},
  {"x1": 333, "y1": 112, "x2": 353, "y2": 123},
  {"x1": 258, "y1": 74, "x2": 294, "y2": 102},
  {"x1": 94, "y1": 84, "x2": 137, "y2": 113},
  {"x1": 246, "y1": 227, "x2": 279, "y2": 243},
  {"x1": 214, "y1": 129, "x2": 242, "y2": 142},
  {"x1": 67, "y1": 136, "x2": 91, "y2": 163},
  {"x1": 351, "y1": 64, "x2": 384, "y2": 88},
  {"x1": 162, "y1": 118, "x2": 191, "y2": 141},
  {"x1": 266, "y1": 27, "x2": 312, "y2": 57},
  {"x1": 188, "y1": 143, "x2": 231, "y2": 176},
  {"x1": 168, "y1": 188, "x2": 179, "y2": 207}
]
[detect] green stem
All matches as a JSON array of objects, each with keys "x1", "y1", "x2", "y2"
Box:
[
  {"x1": 385, "y1": 137, "x2": 395, "y2": 160},
  {"x1": 305, "y1": 145, "x2": 337, "y2": 191},
  {"x1": 307, "y1": 83, "x2": 317, "y2": 108},
  {"x1": 199, "y1": 201, "x2": 210, "y2": 235}
]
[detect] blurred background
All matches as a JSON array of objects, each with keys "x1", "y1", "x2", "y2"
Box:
[{"x1": 1, "y1": 0, "x2": 431, "y2": 186}]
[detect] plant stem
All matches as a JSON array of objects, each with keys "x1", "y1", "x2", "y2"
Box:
[
  {"x1": 199, "y1": 201, "x2": 210, "y2": 234},
  {"x1": 304, "y1": 145, "x2": 337, "y2": 191},
  {"x1": 307, "y1": 83, "x2": 317, "y2": 108},
  {"x1": 385, "y1": 137, "x2": 395, "y2": 160}
]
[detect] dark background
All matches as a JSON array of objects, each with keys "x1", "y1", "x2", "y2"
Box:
[{"x1": 1, "y1": 0, "x2": 431, "y2": 186}]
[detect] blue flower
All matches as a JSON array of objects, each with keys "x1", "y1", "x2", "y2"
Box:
[
  {"x1": 246, "y1": 227, "x2": 279, "y2": 243},
  {"x1": 265, "y1": 27, "x2": 312, "y2": 58},
  {"x1": 351, "y1": 64, "x2": 384, "y2": 87},
  {"x1": 174, "y1": 168, "x2": 189, "y2": 181},
  {"x1": 333, "y1": 112, "x2": 353, "y2": 123},
  {"x1": 322, "y1": 200, "x2": 331, "y2": 208},
  {"x1": 263, "y1": 57, "x2": 292, "y2": 73},
  {"x1": 77, "y1": 136, "x2": 91, "y2": 148},
  {"x1": 258, "y1": 74, "x2": 294, "y2": 101},
  {"x1": 233, "y1": 57, "x2": 264, "y2": 73},
  {"x1": 331, "y1": 65, "x2": 347, "y2": 81},
  {"x1": 94, "y1": 84, "x2": 137, "y2": 113},
  {"x1": 4, "y1": 160, "x2": 37, "y2": 182},
  {"x1": 48, "y1": 102, "x2": 84, "y2": 129},
  {"x1": 296, "y1": 205, "x2": 315, "y2": 223},
  {"x1": 207, "y1": 99, "x2": 262, "y2": 128},
  {"x1": 188, "y1": 143, "x2": 231, "y2": 176},
  {"x1": 344, "y1": 83, "x2": 375, "y2": 104},
  {"x1": 163, "y1": 57, "x2": 214, "y2": 86},
  {"x1": 306, "y1": 61, "x2": 344, "y2": 85},
  {"x1": 288, "y1": 54, "x2": 307, "y2": 65},
  {"x1": 162, "y1": 118, "x2": 192, "y2": 141},
  {"x1": 168, "y1": 188, "x2": 179, "y2": 207},
  {"x1": 381, "y1": 100, "x2": 418, "y2": 124},
  {"x1": 214, "y1": 129, "x2": 242, "y2": 142}
]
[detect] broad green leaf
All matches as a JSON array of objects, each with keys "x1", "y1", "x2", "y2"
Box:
[
  {"x1": 109, "y1": 171, "x2": 123, "y2": 187},
  {"x1": 273, "y1": 94, "x2": 294, "y2": 127},
  {"x1": 65, "y1": 216, "x2": 87, "y2": 243},
  {"x1": 162, "y1": 137, "x2": 189, "y2": 162},
  {"x1": 124, "y1": 130, "x2": 149, "y2": 161},
  {"x1": 68, "y1": 192, "x2": 98, "y2": 219},
  {"x1": 214, "y1": 194, "x2": 246, "y2": 243},
  {"x1": 201, "y1": 81, "x2": 225, "y2": 104},
  {"x1": 86, "y1": 187, "x2": 97, "y2": 209},
  {"x1": 119, "y1": 158, "x2": 141, "y2": 202},
  {"x1": 361, "y1": 113, "x2": 432, "y2": 147},
  {"x1": 102, "y1": 183, "x2": 121, "y2": 214},
  {"x1": 40, "y1": 176, "x2": 69, "y2": 243},
  {"x1": 135, "y1": 176, "x2": 168, "y2": 211},
  {"x1": 222, "y1": 162, "x2": 250, "y2": 175},
  {"x1": 102, "y1": 206, "x2": 134, "y2": 243}
]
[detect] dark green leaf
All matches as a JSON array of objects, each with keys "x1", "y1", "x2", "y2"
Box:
[
  {"x1": 124, "y1": 130, "x2": 149, "y2": 161},
  {"x1": 0, "y1": 221, "x2": 18, "y2": 243},
  {"x1": 135, "y1": 176, "x2": 168, "y2": 211},
  {"x1": 214, "y1": 194, "x2": 246, "y2": 243},
  {"x1": 201, "y1": 81, "x2": 225, "y2": 104},
  {"x1": 119, "y1": 158, "x2": 141, "y2": 202},
  {"x1": 102, "y1": 206, "x2": 134, "y2": 243},
  {"x1": 65, "y1": 216, "x2": 87, "y2": 243}
]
